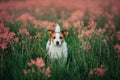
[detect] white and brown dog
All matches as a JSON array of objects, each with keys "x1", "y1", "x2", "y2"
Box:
[{"x1": 46, "y1": 24, "x2": 68, "y2": 63}]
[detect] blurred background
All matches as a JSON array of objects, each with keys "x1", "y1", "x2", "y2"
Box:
[
  {"x1": 0, "y1": 0, "x2": 120, "y2": 23},
  {"x1": 0, "y1": 0, "x2": 120, "y2": 80}
]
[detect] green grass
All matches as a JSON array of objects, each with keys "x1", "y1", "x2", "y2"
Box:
[{"x1": 0, "y1": 22, "x2": 120, "y2": 80}]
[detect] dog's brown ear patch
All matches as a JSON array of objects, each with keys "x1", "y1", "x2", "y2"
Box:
[
  {"x1": 48, "y1": 30, "x2": 54, "y2": 37},
  {"x1": 62, "y1": 30, "x2": 69, "y2": 37}
]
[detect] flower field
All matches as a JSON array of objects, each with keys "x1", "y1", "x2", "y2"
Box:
[{"x1": 0, "y1": 0, "x2": 120, "y2": 80}]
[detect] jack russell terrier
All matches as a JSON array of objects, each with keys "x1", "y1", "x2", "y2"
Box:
[{"x1": 46, "y1": 24, "x2": 68, "y2": 64}]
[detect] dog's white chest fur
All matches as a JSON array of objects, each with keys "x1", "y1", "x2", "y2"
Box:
[{"x1": 46, "y1": 40, "x2": 67, "y2": 60}]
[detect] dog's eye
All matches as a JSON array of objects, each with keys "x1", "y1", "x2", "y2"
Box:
[
  {"x1": 60, "y1": 36, "x2": 63, "y2": 39},
  {"x1": 53, "y1": 37, "x2": 56, "y2": 39}
]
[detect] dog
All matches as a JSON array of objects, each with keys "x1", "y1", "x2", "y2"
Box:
[{"x1": 46, "y1": 24, "x2": 68, "y2": 64}]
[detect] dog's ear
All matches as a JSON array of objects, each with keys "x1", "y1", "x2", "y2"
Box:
[
  {"x1": 48, "y1": 30, "x2": 54, "y2": 36},
  {"x1": 62, "y1": 30, "x2": 69, "y2": 37}
]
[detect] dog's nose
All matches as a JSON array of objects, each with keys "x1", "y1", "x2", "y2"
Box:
[{"x1": 56, "y1": 41, "x2": 59, "y2": 45}]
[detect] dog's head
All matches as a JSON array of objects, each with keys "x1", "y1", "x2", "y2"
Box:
[{"x1": 48, "y1": 24, "x2": 68, "y2": 46}]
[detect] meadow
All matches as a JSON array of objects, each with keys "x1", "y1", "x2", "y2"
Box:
[{"x1": 0, "y1": 0, "x2": 120, "y2": 80}]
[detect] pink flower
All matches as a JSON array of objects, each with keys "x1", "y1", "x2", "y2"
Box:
[
  {"x1": 42, "y1": 67, "x2": 51, "y2": 78},
  {"x1": 31, "y1": 59, "x2": 35, "y2": 64},
  {"x1": 62, "y1": 20, "x2": 70, "y2": 29},
  {"x1": 116, "y1": 31, "x2": 120, "y2": 41},
  {"x1": 41, "y1": 21, "x2": 55, "y2": 29},
  {"x1": 44, "y1": 67, "x2": 51, "y2": 78},
  {"x1": 104, "y1": 13, "x2": 113, "y2": 19},
  {"x1": 14, "y1": 38, "x2": 19, "y2": 43},
  {"x1": 32, "y1": 68, "x2": 35, "y2": 73},
  {"x1": 89, "y1": 65, "x2": 106, "y2": 76},
  {"x1": 114, "y1": 44, "x2": 120, "y2": 53},
  {"x1": 41, "y1": 68, "x2": 45, "y2": 74},
  {"x1": 102, "y1": 39, "x2": 107, "y2": 44},
  {"x1": 89, "y1": 70, "x2": 94, "y2": 75},
  {"x1": 34, "y1": 8, "x2": 40, "y2": 14},
  {"x1": 0, "y1": 23, "x2": 9, "y2": 39},
  {"x1": 0, "y1": 23, "x2": 15, "y2": 50},
  {"x1": 97, "y1": 68, "x2": 105, "y2": 76},
  {"x1": 27, "y1": 59, "x2": 35, "y2": 67},
  {"x1": 8, "y1": 32, "x2": 15, "y2": 37},
  {"x1": 16, "y1": 13, "x2": 36, "y2": 22},
  {"x1": 3, "y1": 26, "x2": 9, "y2": 33},
  {"x1": 23, "y1": 69, "x2": 28, "y2": 75},
  {"x1": 110, "y1": 36, "x2": 113, "y2": 41},
  {"x1": 84, "y1": 46, "x2": 91, "y2": 52},
  {"x1": 73, "y1": 20, "x2": 81, "y2": 28},
  {"x1": 35, "y1": 57, "x2": 45, "y2": 67},
  {"x1": 27, "y1": 62, "x2": 32, "y2": 67},
  {"x1": 18, "y1": 28, "x2": 29, "y2": 36},
  {"x1": 7, "y1": 32, "x2": 15, "y2": 42},
  {"x1": 0, "y1": 10, "x2": 13, "y2": 23},
  {"x1": 0, "y1": 32, "x2": 8, "y2": 39},
  {"x1": 108, "y1": 20, "x2": 116, "y2": 30},
  {"x1": 97, "y1": 28, "x2": 105, "y2": 34},
  {"x1": 68, "y1": 10, "x2": 84, "y2": 21},
  {"x1": 0, "y1": 42, "x2": 7, "y2": 50},
  {"x1": 88, "y1": 19, "x2": 96, "y2": 28}
]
